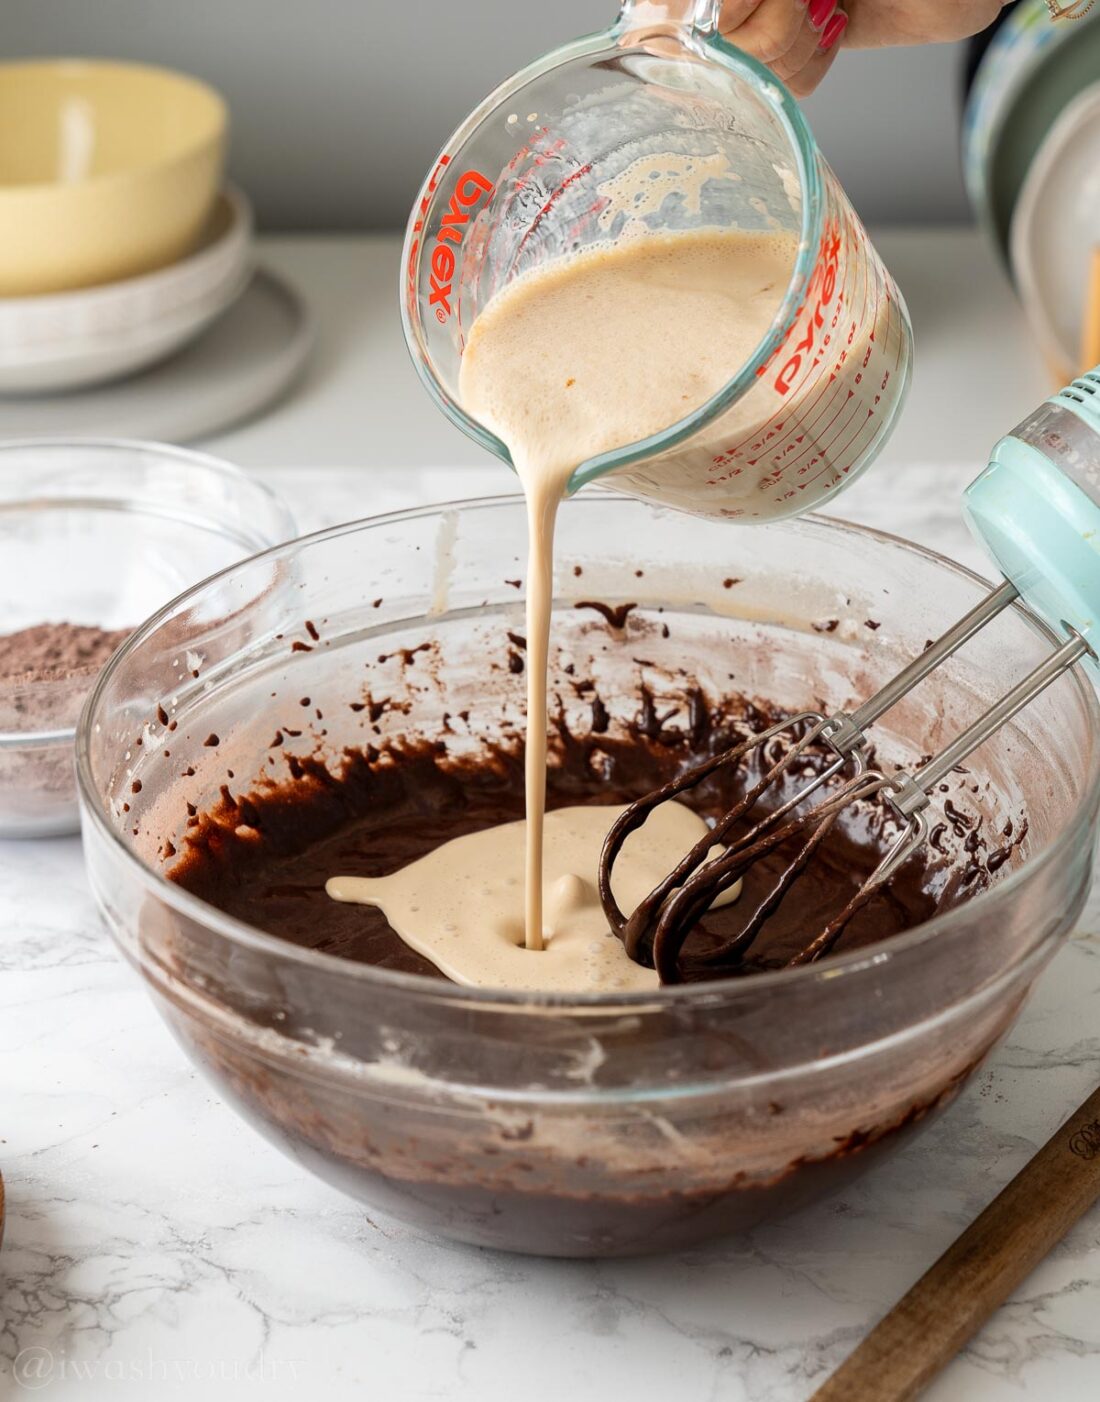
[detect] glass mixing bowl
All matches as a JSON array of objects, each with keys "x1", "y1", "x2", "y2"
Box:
[
  {"x1": 0, "y1": 438, "x2": 295, "y2": 837},
  {"x1": 77, "y1": 496, "x2": 1100, "y2": 1257}
]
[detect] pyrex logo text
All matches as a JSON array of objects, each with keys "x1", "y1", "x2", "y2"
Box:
[
  {"x1": 758, "y1": 226, "x2": 842, "y2": 396},
  {"x1": 407, "y1": 156, "x2": 494, "y2": 324}
]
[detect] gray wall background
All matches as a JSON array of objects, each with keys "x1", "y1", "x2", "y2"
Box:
[{"x1": 4, "y1": 0, "x2": 973, "y2": 229}]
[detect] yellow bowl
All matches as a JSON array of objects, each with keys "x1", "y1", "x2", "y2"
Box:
[{"x1": 0, "y1": 60, "x2": 227, "y2": 296}]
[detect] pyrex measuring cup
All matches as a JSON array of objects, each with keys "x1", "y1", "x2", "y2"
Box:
[{"x1": 402, "y1": 0, "x2": 912, "y2": 522}]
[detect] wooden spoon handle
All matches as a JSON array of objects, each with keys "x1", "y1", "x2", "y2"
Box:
[{"x1": 810, "y1": 1082, "x2": 1100, "y2": 1402}]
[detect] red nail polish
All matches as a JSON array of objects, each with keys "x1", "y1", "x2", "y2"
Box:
[
  {"x1": 819, "y1": 9, "x2": 848, "y2": 49},
  {"x1": 808, "y1": 0, "x2": 836, "y2": 30}
]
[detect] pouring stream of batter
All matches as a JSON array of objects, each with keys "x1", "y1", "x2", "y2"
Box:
[
  {"x1": 328, "y1": 227, "x2": 799, "y2": 977},
  {"x1": 455, "y1": 227, "x2": 795, "y2": 951}
]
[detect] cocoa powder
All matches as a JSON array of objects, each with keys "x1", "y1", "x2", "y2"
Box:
[{"x1": 0, "y1": 622, "x2": 131, "y2": 689}]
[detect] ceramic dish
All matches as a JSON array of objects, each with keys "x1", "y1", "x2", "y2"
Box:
[
  {"x1": 1011, "y1": 84, "x2": 1100, "y2": 384},
  {"x1": 0, "y1": 60, "x2": 226, "y2": 296},
  {"x1": 0, "y1": 438, "x2": 294, "y2": 838},
  {"x1": 0, "y1": 187, "x2": 252, "y2": 394},
  {"x1": 78, "y1": 495, "x2": 1100, "y2": 1256},
  {"x1": 0, "y1": 270, "x2": 313, "y2": 440}
]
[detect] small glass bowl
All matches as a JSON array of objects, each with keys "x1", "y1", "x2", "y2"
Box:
[{"x1": 0, "y1": 438, "x2": 295, "y2": 838}]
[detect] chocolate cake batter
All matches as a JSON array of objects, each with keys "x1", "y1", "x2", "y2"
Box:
[
  {"x1": 154, "y1": 659, "x2": 1023, "y2": 1254},
  {"x1": 168, "y1": 688, "x2": 993, "y2": 985}
]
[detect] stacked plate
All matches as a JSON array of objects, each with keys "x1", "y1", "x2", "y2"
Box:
[
  {"x1": 0, "y1": 59, "x2": 310, "y2": 424},
  {"x1": 0, "y1": 186, "x2": 254, "y2": 394}
]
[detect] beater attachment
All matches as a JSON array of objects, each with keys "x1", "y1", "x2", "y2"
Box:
[{"x1": 599, "y1": 580, "x2": 1092, "y2": 982}]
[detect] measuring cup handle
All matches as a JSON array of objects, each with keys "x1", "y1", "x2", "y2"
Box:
[{"x1": 617, "y1": 0, "x2": 722, "y2": 39}]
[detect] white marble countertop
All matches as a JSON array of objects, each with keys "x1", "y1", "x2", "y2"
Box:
[{"x1": 3, "y1": 232, "x2": 1100, "y2": 1402}]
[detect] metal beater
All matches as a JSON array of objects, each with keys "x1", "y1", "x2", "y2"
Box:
[{"x1": 599, "y1": 370, "x2": 1100, "y2": 982}]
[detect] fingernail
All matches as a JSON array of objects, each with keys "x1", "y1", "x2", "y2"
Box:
[
  {"x1": 818, "y1": 9, "x2": 848, "y2": 48},
  {"x1": 808, "y1": 0, "x2": 836, "y2": 30}
]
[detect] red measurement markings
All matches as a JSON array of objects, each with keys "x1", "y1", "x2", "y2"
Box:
[
  {"x1": 757, "y1": 254, "x2": 883, "y2": 489},
  {"x1": 707, "y1": 375, "x2": 824, "y2": 480},
  {"x1": 785, "y1": 365, "x2": 887, "y2": 490},
  {"x1": 514, "y1": 161, "x2": 595, "y2": 262},
  {"x1": 828, "y1": 396, "x2": 884, "y2": 474},
  {"x1": 707, "y1": 225, "x2": 873, "y2": 482},
  {"x1": 797, "y1": 355, "x2": 897, "y2": 492},
  {"x1": 691, "y1": 223, "x2": 904, "y2": 507},
  {"x1": 727, "y1": 357, "x2": 866, "y2": 489},
  {"x1": 734, "y1": 361, "x2": 851, "y2": 487},
  {"x1": 756, "y1": 224, "x2": 843, "y2": 396},
  {"x1": 406, "y1": 153, "x2": 451, "y2": 319},
  {"x1": 800, "y1": 397, "x2": 876, "y2": 490},
  {"x1": 708, "y1": 386, "x2": 829, "y2": 484},
  {"x1": 707, "y1": 303, "x2": 856, "y2": 476}
]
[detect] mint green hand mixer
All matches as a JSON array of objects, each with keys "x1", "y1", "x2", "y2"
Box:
[{"x1": 599, "y1": 370, "x2": 1100, "y2": 981}]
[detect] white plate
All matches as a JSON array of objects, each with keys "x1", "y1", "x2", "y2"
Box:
[
  {"x1": 1010, "y1": 83, "x2": 1100, "y2": 383},
  {"x1": 0, "y1": 187, "x2": 253, "y2": 393},
  {"x1": 0, "y1": 267, "x2": 312, "y2": 442}
]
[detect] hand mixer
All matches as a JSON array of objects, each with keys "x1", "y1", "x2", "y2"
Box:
[{"x1": 599, "y1": 370, "x2": 1100, "y2": 982}]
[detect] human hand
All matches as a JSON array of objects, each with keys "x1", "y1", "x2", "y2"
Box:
[
  {"x1": 843, "y1": 0, "x2": 1008, "y2": 47},
  {"x1": 715, "y1": 0, "x2": 1008, "y2": 94},
  {"x1": 717, "y1": 0, "x2": 849, "y2": 97}
]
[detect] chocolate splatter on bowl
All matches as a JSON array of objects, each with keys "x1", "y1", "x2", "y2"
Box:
[{"x1": 77, "y1": 496, "x2": 1100, "y2": 1255}]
